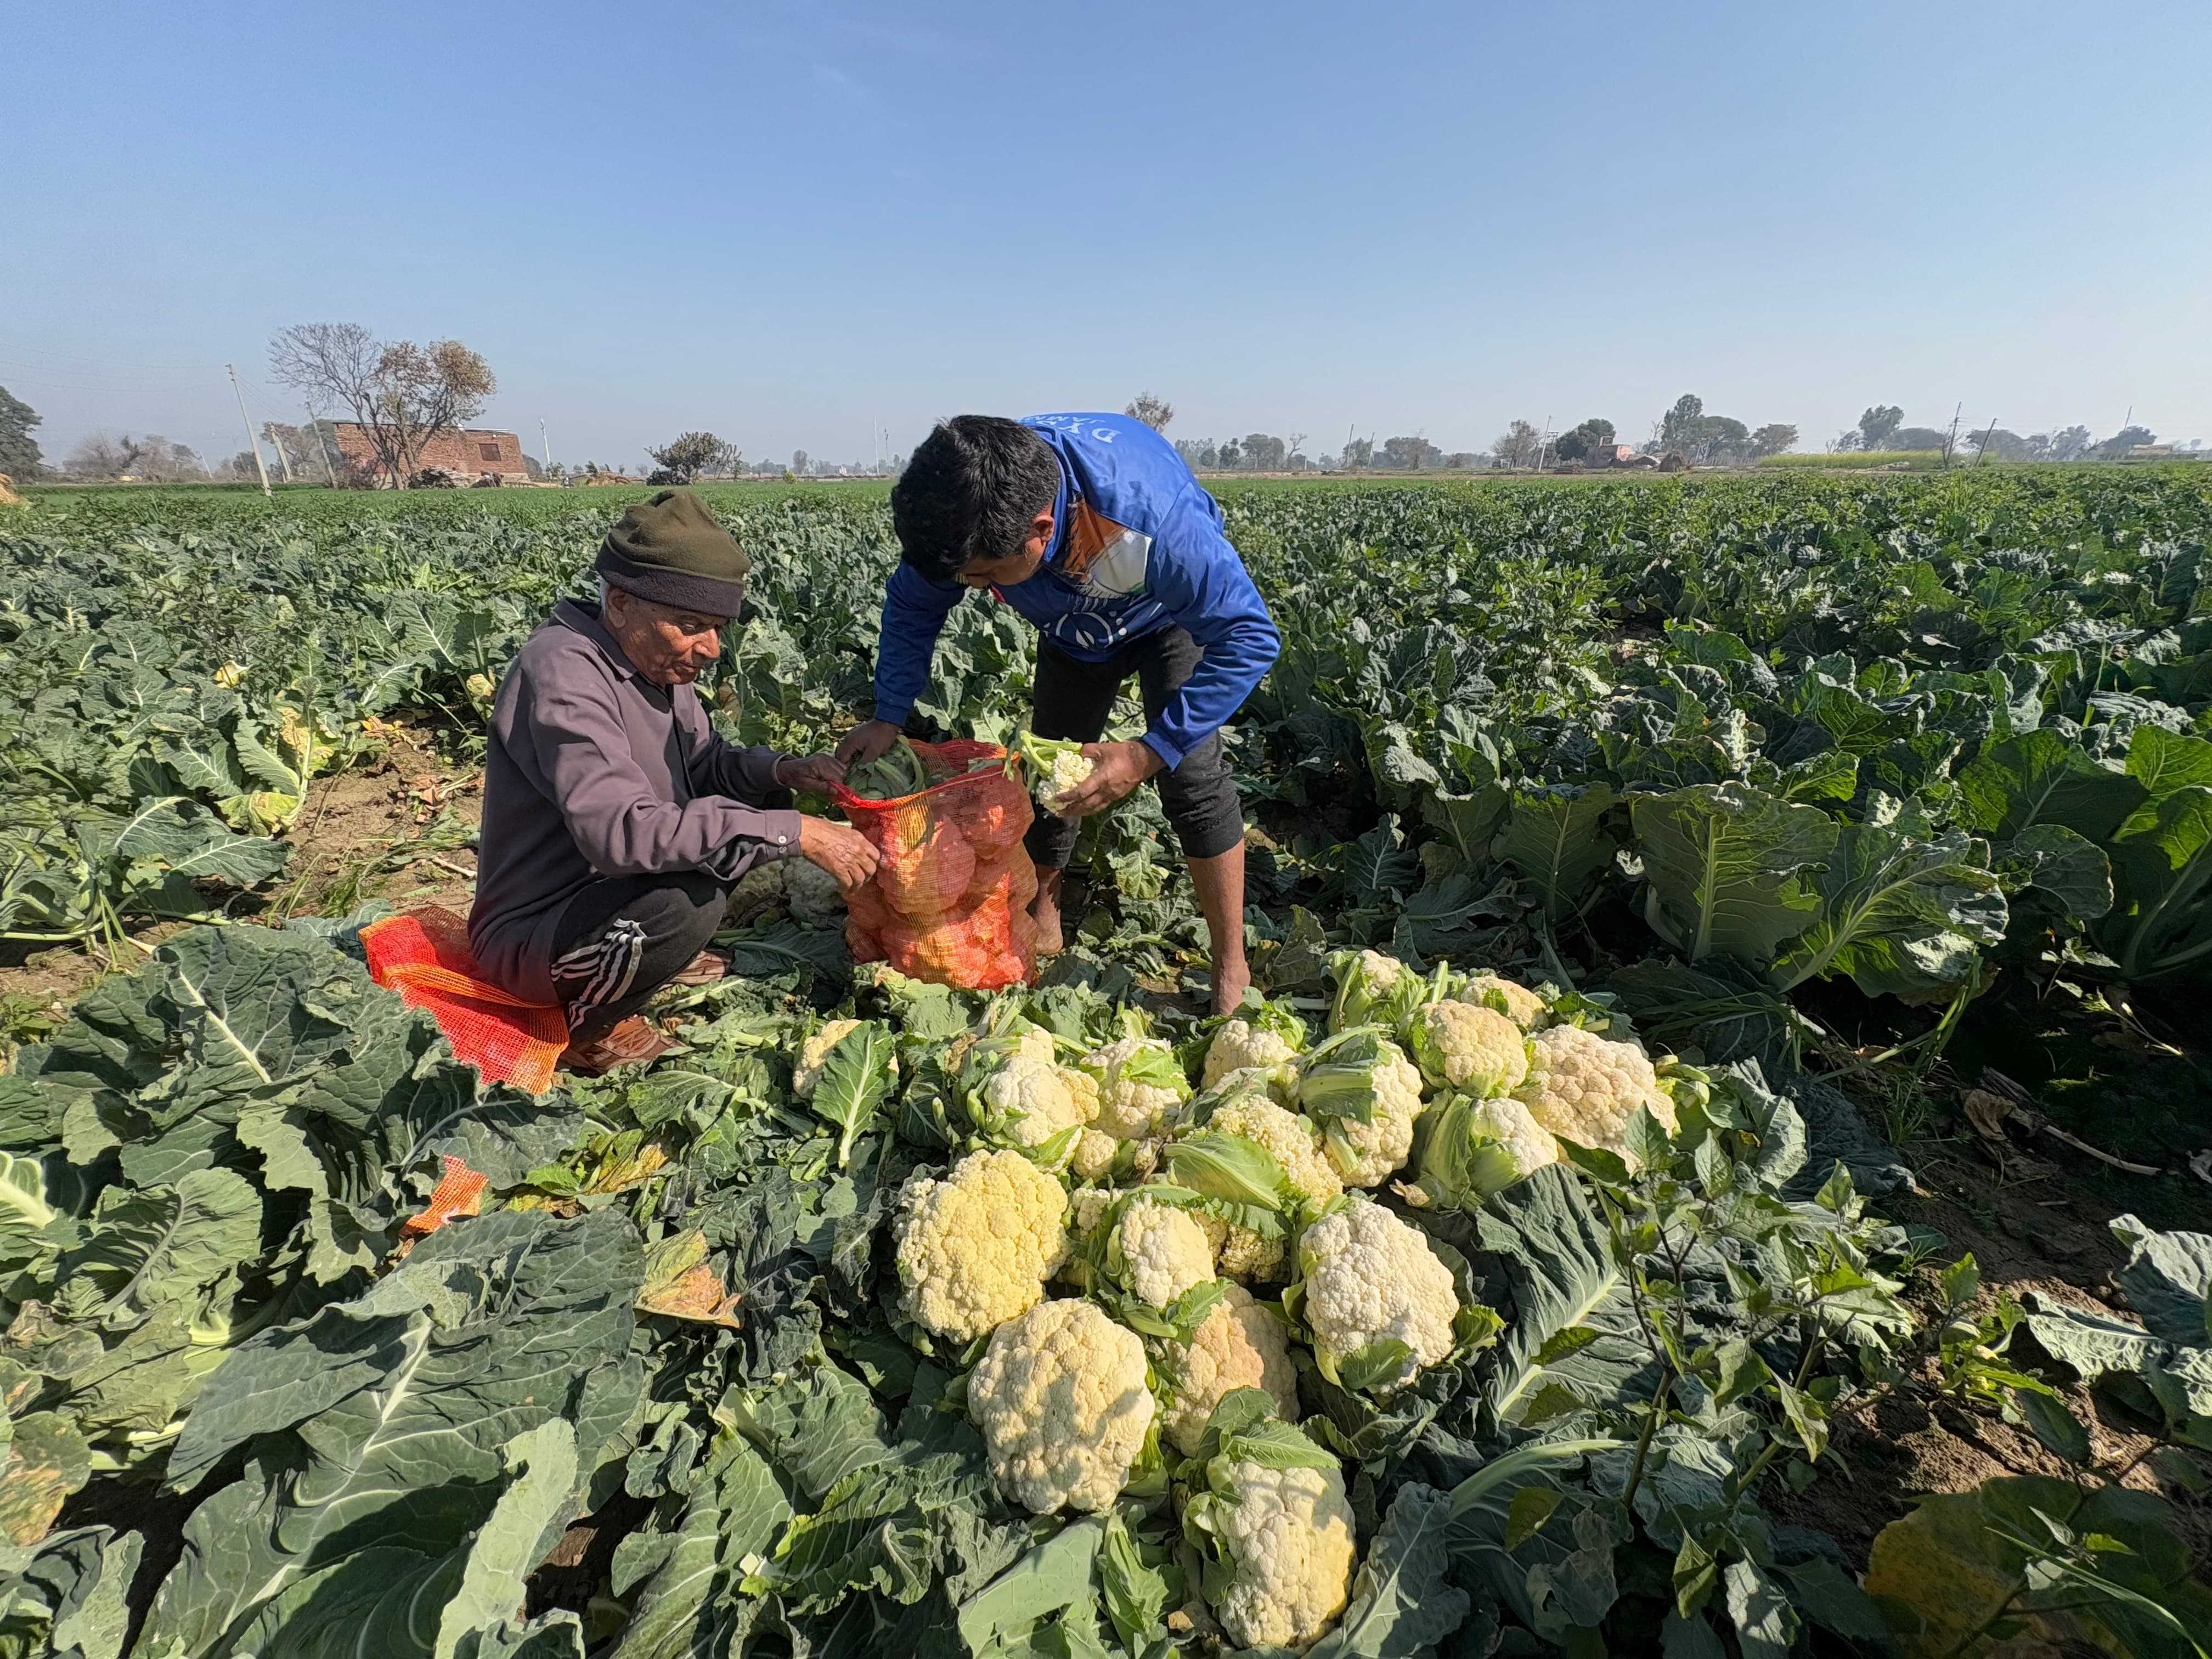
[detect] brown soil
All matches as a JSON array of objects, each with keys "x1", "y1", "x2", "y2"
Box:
[{"x1": 0, "y1": 737, "x2": 484, "y2": 1036}]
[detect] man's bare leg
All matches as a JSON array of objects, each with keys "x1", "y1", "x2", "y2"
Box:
[
  {"x1": 1188, "y1": 843, "x2": 1250, "y2": 1014},
  {"x1": 1030, "y1": 868, "x2": 1066, "y2": 956}
]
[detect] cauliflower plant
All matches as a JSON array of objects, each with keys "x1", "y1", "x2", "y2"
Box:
[
  {"x1": 969, "y1": 1025, "x2": 1101, "y2": 1163},
  {"x1": 794, "y1": 1017, "x2": 864, "y2": 1098},
  {"x1": 1400, "y1": 1093, "x2": 1558, "y2": 1209},
  {"x1": 1204, "y1": 1023, "x2": 1294, "y2": 1089},
  {"x1": 1113, "y1": 1192, "x2": 1218, "y2": 1310},
  {"x1": 1296, "y1": 1030, "x2": 1426, "y2": 1188},
  {"x1": 1327, "y1": 949, "x2": 1425, "y2": 1035},
  {"x1": 1513, "y1": 1023, "x2": 1678, "y2": 1169},
  {"x1": 1154, "y1": 1283, "x2": 1300, "y2": 1457},
  {"x1": 1204, "y1": 1098, "x2": 1343, "y2": 1213},
  {"x1": 1292, "y1": 1198, "x2": 1459, "y2": 1391},
  {"x1": 1079, "y1": 1034, "x2": 1192, "y2": 1139},
  {"x1": 1459, "y1": 973, "x2": 1550, "y2": 1031},
  {"x1": 1181, "y1": 1395, "x2": 1356, "y2": 1651},
  {"x1": 969, "y1": 1298, "x2": 1155, "y2": 1514},
  {"x1": 1405, "y1": 1000, "x2": 1528, "y2": 1097},
  {"x1": 892, "y1": 1149, "x2": 1069, "y2": 1343}
]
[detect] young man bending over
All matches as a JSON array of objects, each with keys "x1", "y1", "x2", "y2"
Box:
[{"x1": 837, "y1": 414, "x2": 1279, "y2": 1013}]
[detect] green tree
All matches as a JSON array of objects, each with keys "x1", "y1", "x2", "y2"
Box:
[
  {"x1": 1553, "y1": 417, "x2": 1616, "y2": 461},
  {"x1": 647, "y1": 431, "x2": 738, "y2": 482},
  {"x1": 1857, "y1": 404, "x2": 1904, "y2": 449},
  {"x1": 0, "y1": 384, "x2": 42, "y2": 480},
  {"x1": 2098, "y1": 424, "x2": 2158, "y2": 458},
  {"x1": 1750, "y1": 422, "x2": 1798, "y2": 456}
]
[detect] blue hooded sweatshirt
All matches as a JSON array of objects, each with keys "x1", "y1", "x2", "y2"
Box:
[{"x1": 871, "y1": 412, "x2": 1280, "y2": 770}]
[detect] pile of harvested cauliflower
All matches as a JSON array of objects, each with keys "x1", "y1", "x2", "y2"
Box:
[{"x1": 885, "y1": 948, "x2": 1702, "y2": 1651}]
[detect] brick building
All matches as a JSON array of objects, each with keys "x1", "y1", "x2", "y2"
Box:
[{"x1": 328, "y1": 422, "x2": 530, "y2": 484}]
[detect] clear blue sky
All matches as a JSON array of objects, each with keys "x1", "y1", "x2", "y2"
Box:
[{"x1": 6, "y1": 1, "x2": 2208, "y2": 472}]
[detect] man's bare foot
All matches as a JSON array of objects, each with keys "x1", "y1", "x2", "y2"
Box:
[
  {"x1": 1030, "y1": 893, "x2": 1065, "y2": 956},
  {"x1": 1211, "y1": 956, "x2": 1252, "y2": 1017}
]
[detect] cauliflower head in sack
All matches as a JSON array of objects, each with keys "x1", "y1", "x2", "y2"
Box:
[
  {"x1": 794, "y1": 1018, "x2": 865, "y2": 1099},
  {"x1": 893, "y1": 1149, "x2": 1069, "y2": 1342},
  {"x1": 1295, "y1": 1199, "x2": 1459, "y2": 1391},
  {"x1": 1299, "y1": 1034, "x2": 1426, "y2": 1189},
  {"x1": 969, "y1": 1299, "x2": 1154, "y2": 1514},
  {"x1": 1116, "y1": 1193, "x2": 1218, "y2": 1310},
  {"x1": 1513, "y1": 1023, "x2": 1677, "y2": 1167},
  {"x1": 1155, "y1": 1283, "x2": 1300, "y2": 1456},
  {"x1": 1080, "y1": 1035, "x2": 1193, "y2": 1139},
  {"x1": 1406, "y1": 1000, "x2": 1529, "y2": 1097},
  {"x1": 1204, "y1": 1099, "x2": 1343, "y2": 1212},
  {"x1": 1203, "y1": 1020, "x2": 1300, "y2": 1091},
  {"x1": 1459, "y1": 973, "x2": 1550, "y2": 1032}
]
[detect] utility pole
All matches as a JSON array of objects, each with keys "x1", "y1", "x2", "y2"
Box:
[
  {"x1": 227, "y1": 364, "x2": 272, "y2": 498},
  {"x1": 307, "y1": 414, "x2": 338, "y2": 486},
  {"x1": 264, "y1": 422, "x2": 296, "y2": 483},
  {"x1": 540, "y1": 420, "x2": 552, "y2": 473},
  {"x1": 1974, "y1": 415, "x2": 1999, "y2": 466}
]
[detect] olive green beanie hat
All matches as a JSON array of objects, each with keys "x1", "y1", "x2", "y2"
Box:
[{"x1": 596, "y1": 489, "x2": 751, "y2": 616}]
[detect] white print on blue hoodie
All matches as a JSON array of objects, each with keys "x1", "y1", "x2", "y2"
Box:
[{"x1": 870, "y1": 412, "x2": 1282, "y2": 770}]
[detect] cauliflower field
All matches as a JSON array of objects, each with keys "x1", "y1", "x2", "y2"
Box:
[{"x1": 5, "y1": 473, "x2": 2212, "y2": 1658}]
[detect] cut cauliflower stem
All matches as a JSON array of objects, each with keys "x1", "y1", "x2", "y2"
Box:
[
  {"x1": 1513, "y1": 1022, "x2": 1678, "y2": 1169},
  {"x1": 793, "y1": 1018, "x2": 864, "y2": 1098},
  {"x1": 1114, "y1": 1192, "x2": 1218, "y2": 1309},
  {"x1": 892, "y1": 1149, "x2": 1069, "y2": 1343},
  {"x1": 1460, "y1": 973, "x2": 1550, "y2": 1032},
  {"x1": 969, "y1": 1299, "x2": 1155, "y2": 1514},
  {"x1": 1296, "y1": 1031, "x2": 1426, "y2": 1188},
  {"x1": 1406, "y1": 1000, "x2": 1529, "y2": 1097},
  {"x1": 1295, "y1": 1198, "x2": 1460, "y2": 1391},
  {"x1": 1154, "y1": 1283, "x2": 1300, "y2": 1456}
]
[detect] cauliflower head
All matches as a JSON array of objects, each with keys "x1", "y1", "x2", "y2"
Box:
[
  {"x1": 892, "y1": 1149, "x2": 1069, "y2": 1342},
  {"x1": 1513, "y1": 1023, "x2": 1677, "y2": 1167},
  {"x1": 979, "y1": 1042, "x2": 1101, "y2": 1159},
  {"x1": 1210, "y1": 1460, "x2": 1358, "y2": 1650},
  {"x1": 1460, "y1": 973, "x2": 1550, "y2": 1031},
  {"x1": 1295, "y1": 1198, "x2": 1459, "y2": 1391},
  {"x1": 1298, "y1": 1032, "x2": 1426, "y2": 1188},
  {"x1": 1070, "y1": 1129, "x2": 1120, "y2": 1181},
  {"x1": 780, "y1": 856, "x2": 845, "y2": 921},
  {"x1": 1194, "y1": 1211, "x2": 1285, "y2": 1284},
  {"x1": 969, "y1": 1298, "x2": 1154, "y2": 1513},
  {"x1": 1115, "y1": 1193, "x2": 1218, "y2": 1310},
  {"x1": 1203, "y1": 1020, "x2": 1300, "y2": 1091},
  {"x1": 1155, "y1": 1283, "x2": 1299, "y2": 1456},
  {"x1": 1204, "y1": 1098, "x2": 1343, "y2": 1213},
  {"x1": 1406, "y1": 1000, "x2": 1529, "y2": 1097},
  {"x1": 794, "y1": 1018, "x2": 865, "y2": 1099},
  {"x1": 1080, "y1": 1034, "x2": 1192, "y2": 1139},
  {"x1": 1402, "y1": 1093, "x2": 1558, "y2": 1209},
  {"x1": 1328, "y1": 949, "x2": 1420, "y2": 1035}
]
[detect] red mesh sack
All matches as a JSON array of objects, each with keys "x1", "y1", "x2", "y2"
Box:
[
  {"x1": 833, "y1": 740, "x2": 1037, "y2": 991},
  {"x1": 360, "y1": 907, "x2": 568, "y2": 1094}
]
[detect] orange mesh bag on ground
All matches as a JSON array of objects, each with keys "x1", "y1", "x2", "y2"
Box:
[
  {"x1": 360, "y1": 906, "x2": 568, "y2": 1094},
  {"x1": 834, "y1": 739, "x2": 1038, "y2": 991}
]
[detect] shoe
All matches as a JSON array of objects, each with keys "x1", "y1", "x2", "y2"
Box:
[
  {"x1": 670, "y1": 949, "x2": 731, "y2": 988},
  {"x1": 560, "y1": 1015, "x2": 676, "y2": 1077}
]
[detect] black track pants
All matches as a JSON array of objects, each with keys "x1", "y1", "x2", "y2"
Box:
[{"x1": 546, "y1": 870, "x2": 729, "y2": 1041}]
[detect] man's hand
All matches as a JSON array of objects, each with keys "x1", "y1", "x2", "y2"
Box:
[
  {"x1": 835, "y1": 719, "x2": 901, "y2": 768},
  {"x1": 1051, "y1": 740, "x2": 1164, "y2": 819},
  {"x1": 775, "y1": 753, "x2": 847, "y2": 795},
  {"x1": 798, "y1": 816, "x2": 881, "y2": 890}
]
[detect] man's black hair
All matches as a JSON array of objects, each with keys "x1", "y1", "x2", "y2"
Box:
[{"x1": 890, "y1": 416, "x2": 1063, "y2": 582}]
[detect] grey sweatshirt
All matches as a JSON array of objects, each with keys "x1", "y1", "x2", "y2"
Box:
[{"x1": 468, "y1": 600, "x2": 802, "y2": 1004}]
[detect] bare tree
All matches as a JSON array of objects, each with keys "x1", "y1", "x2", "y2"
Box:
[
  {"x1": 1285, "y1": 432, "x2": 1308, "y2": 469},
  {"x1": 268, "y1": 322, "x2": 496, "y2": 489},
  {"x1": 791, "y1": 449, "x2": 810, "y2": 476},
  {"x1": 1490, "y1": 420, "x2": 1542, "y2": 467},
  {"x1": 1125, "y1": 393, "x2": 1173, "y2": 431}
]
